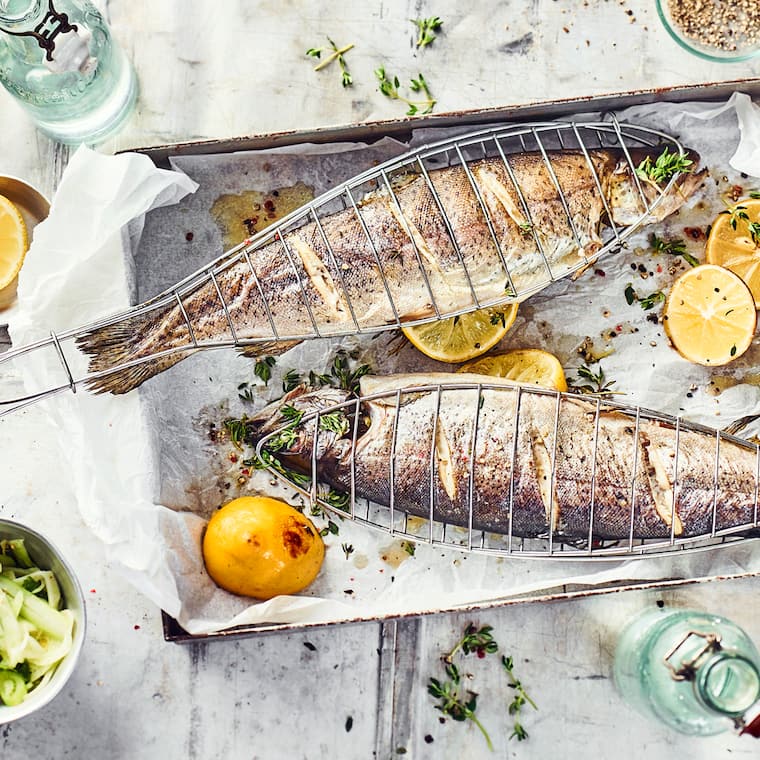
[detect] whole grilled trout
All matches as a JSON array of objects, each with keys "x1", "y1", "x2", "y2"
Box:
[
  {"x1": 248, "y1": 374, "x2": 757, "y2": 540},
  {"x1": 78, "y1": 146, "x2": 704, "y2": 394}
]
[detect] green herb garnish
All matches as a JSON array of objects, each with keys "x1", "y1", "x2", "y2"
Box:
[
  {"x1": 307, "y1": 37, "x2": 354, "y2": 87},
  {"x1": 341, "y1": 542, "x2": 355, "y2": 559},
  {"x1": 254, "y1": 356, "x2": 276, "y2": 385},
  {"x1": 502, "y1": 655, "x2": 538, "y2": 742},
  {"x1": 319, "y1": 410, "x2": 350, "y2": 436},
  {"x1": 635, "y1": 147, "x2": 693, "y2": 185},
  {"x1": 624, "y1": 283, "x2": 636, "y2": 306},
  {"x1": 720, "y1": 203, "x2": 750, "y2": 231},
  {"x1": 411, "y1": 16, "x2": 443, "y2": 47},
  {"x1": 490, "y1": 311, "x2": 506, "y2": 328},
  {"x1": 639, "y1": 290, "x2": 666, "y2": 311},
  {"x1": 282, "y1": 369, "x2": 301, "y2": 393},
  {"x1": 224, "y1": 417, "x2": 249, "y2": 449},
  {"x1": 330, "y1": 351, "x2": 371, "y2": 394},
  {"x1": 749, "y1": 221, "x2": 760, "y2": 247},
  {"x1": 375, "y1": 67, "x2": 436, "y2": 116},
  {"x1": 570, "y1": 364, "x2": 617, "y2": 397},
  {"x1": 443, "y1": 623, "x2": 499, "y2": 664},
  {"x1": 649, "y1": 233, "x2": 699, "y2": 267},
  {"x1": 428, "y1": 663, "x2": 493, "y2": 752}
]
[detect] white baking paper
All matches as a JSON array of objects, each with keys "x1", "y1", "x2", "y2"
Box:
[{"x1": 8, "y1": 96, "x2": 760, "y2": 636}]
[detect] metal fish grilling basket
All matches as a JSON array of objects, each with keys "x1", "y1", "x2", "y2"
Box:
[
  {"x1": 0, "y1": 117, "x2": 688, "y2": 417},
  {"x1": 253, "y1": 381, "x2": 760, "y2": 560}
]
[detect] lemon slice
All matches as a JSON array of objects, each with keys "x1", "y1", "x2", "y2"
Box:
[
  {"x1": 663, "y1": 264, "x2": 756, "y2": 366},
  {"x1": 706, "y1": 199, "x2": 760, "y2": 307},
  {"x1": 0, "y1": 194, "x2": 28, "y2": 292},
  {"x1": 402, "y1": 304, "x2": 518, "y2": 363},
  {"x1": 458, "y1": 348, "x2": 568, "y2": 391}
]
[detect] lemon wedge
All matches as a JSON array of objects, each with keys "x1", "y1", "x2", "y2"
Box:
[
  {"x1": 705, "y1": 199, "x2": 760, "y2": 307},
  {"x1": 458, "y1": 348, "x2": 568, "y2": 391},
  {"x1": 402, "y1": 304, "x2": 518, "y2": 363},
  {"x1": 0, "y1": 194, "x2": 28, "y2": 293},
  {"x1": 663, "y1": 264, "x2": 756, "y2": 366}
]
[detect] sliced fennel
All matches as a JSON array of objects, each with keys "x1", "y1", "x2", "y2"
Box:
[{"x1": 0, "y1": 539, "x2": 74, "y2": 706}]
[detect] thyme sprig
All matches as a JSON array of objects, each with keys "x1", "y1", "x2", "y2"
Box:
[
  {"x1": 307, "y1": 37, "x2": 354, "y2": 87},
  {"x1": 635, "y1": 147, "x2": 693, "y2": 185},
  {"x1": 649, "y1": 233, "x2": 698, "y2": 267},
  {"x1": 502, "y1": 656, "x2": 538, "y2": 742},
  {"x1": 720, "y1": 202, "x2": 750, "y2": 231},
  {"x1": 375, "y1": 67, "x2": 436, "y2": 116},
  {"x1": 443, "y1": 623, "x2": 499, "y2": 665},
  {"x1": 428, "y1": 663, "x2": 494, "y2": 752},
  {"x1": 569, "y1": 364, "x2": 618, "y2": 397},
  {"x1": 411, "y1": 16, "x2": 443, "y2": 47},
  {"x1": 749, "y1": 221, "x2": 760, "y2": 247},
  {"x1": 624, "y1": 282, "x2": 666, "y2": 311}
]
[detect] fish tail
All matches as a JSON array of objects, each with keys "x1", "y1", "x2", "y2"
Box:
[{"x1": 76, "y1": 307, "x2": 191, "y2": 395}]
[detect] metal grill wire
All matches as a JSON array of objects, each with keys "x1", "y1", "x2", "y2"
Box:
[
  {"x1": 0, "y1": 118, "x2": 687, "y2": 417},
  {"x1": 254, "y1": 383, "x2": 760, "y2": 559}
]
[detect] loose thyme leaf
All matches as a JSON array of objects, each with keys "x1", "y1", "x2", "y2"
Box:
[
  {"x1": 624, "y1": 283, "x2": 636, "y2": 306},
  {"x1": 282, "y1": 369, "x2": 301, "y2": 393},
  {"x1": 639, "y1": 290, "x2": 666, "y2": 310},
  {"x1": 375, "y1": 67, "x2": 436, "y2": 115},
  {"x1": 749, "y1": 221, "x2": 760, "y2": 247},
  {"x1": 411, "y1": 16, "x2": 443, "y2": 47},
  {"x1": 319, "y1": 410, "x2": 350, "y2": 436},
  {"x1": 254, "y1": 356, "x2": 276, "y2": 385},
  {"x1": 308, "y1": 37, "x2": 354, "y2": 87},
  {"x1": 569, "y1": 363, "x2": 617, "y2": 397}
]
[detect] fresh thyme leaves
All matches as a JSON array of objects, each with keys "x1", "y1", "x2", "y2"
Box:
[
  {"x1": 254, "y1": 356, "x2": 276, "y2": 385},
  {"x1": 502, "y1": 656, "x2": 538, "y2": 742},
  {"x1": 750, "y1": 191, "x2": 760, "y2": 200},
  {"x1": 443, "y1": 623, "x2": 499, "y2": 664},
  {"x1": 624, "y1": 283, "x2": 666, "y2": 311},
  {"x1": 224, "y1": 418, "x2": 248, "y2": 449},
  {"x1": 428, "y1": 665, "x2": 494, "y2": 752},
  {"x1": 319, "y1": 410, "x2": 350, "y2": 436},
  {"x1": 307, "y1": 37, "x2": 354, "y2": 87},
  {"x1": 341, "y1": 542, "x2": 355, "y2": 559},
  {"x1": 635, "y1": 147, "x2": 693, "y2": 185},
  {"x1": 720, "y1": 203, "x2": 750, "y2": 231},
  {"x1": 649, "y1": 233, "x2": 699, "y2": 267},
  {"x1": 401, "y1": 540, "x2": 416, "y2": 556},
  {"x1": 330, "y1": 351, "x2": 371, "y2": 393},
  {"x1": 308, "y1": 369, "x2": 332, "y2": 387},
  {"x1": 375, "y1": 67, "x2": 436, "y2": 116},
  {"x1": 570, "y1": 364, "x2": 617, "y2": 397},
  {"x1": 430, "y1": 623, "x2": 536, "y2": 750},
  {"x1": 319, "y1": 519, "x2": 340, "y2": 537},
  {"x1": 280, "y1": 404, "x2": 305, "y2": 425},
  {"x1": 749, "y1": 221, "x2": 760, "y2": 247},
  {"x1": 490, "y1": 311, "x2": 506, "y2": 328},
  {"x1": 282, "y1": 369, "x2": 301, "y2": 393},
  {"x1": 411, "y1": 16, "x2": 443, "y2": 47},
  {"x1": 639, "y1": 290, "x2": 666, "y2": 311},
  {"x1": 238, "y1": 382, "x2": 255, "y2": 402},
  {"x1": 323, "y1": 488, "x2": 350, "y2": 512},
  {"x1": 518, "y1": 221, "x2": 533, "y2": 235}
]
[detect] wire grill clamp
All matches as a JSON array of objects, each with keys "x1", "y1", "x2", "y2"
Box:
[
  {"x1": 0, "y1": 118, "x2": 687, "y2": 417},
  {"x1": 254, "y1": 383, "x2": 760, "y2": 559}
]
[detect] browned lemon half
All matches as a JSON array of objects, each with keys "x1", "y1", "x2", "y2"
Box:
[
  {"x1": 202, "y1": 496, "x2": 325, "y2": 599},
  {"x1": 402, "y1": 304, "x2": 518, "y2": 363},
  {"x1": 458, "y1": 348, "x2": 568, "y2": 391},
  {"x1": 706, "y1": 198, "x2": 760, "y2": 307},
  {"x1": 0, "y1": 194, "x2": 28, "y2": 294},
  {"x1": 663, "y1": 264, "x2": 756, "y2": 366}
]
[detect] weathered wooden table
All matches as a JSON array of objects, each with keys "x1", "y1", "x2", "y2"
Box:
[{"x1": 2, "y1": 2, "x2": 760, "y2": 757}]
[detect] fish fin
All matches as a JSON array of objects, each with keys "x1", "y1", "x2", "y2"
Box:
[
  {"x1": 237, "y1": 339, "x2": 302, "y2": 359},
  {"x1": 76, "y1": 310, "x2": 190, "y2": 395}
]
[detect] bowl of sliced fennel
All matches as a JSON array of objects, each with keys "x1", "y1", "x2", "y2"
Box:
[{"x1": 0, "y1": 519, "x2": 85, "y2": 723}]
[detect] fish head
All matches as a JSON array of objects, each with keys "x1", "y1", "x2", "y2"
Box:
[
  {"x1": 608, "y1": 148, "x2": 706, "y2": 227},
  {"x1": 247, "y1": 384, "x2": 354, "y2": 474}
]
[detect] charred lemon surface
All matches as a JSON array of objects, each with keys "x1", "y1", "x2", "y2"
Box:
[{"x1": 202, "y1": 496, "x2": 325, "y2": 599}]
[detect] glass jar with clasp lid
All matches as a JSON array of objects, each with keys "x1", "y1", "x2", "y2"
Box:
[
  {"x1": 0, "y1": 0, "x2": 137, "y2": 144},
  {"x1": 614, "y1": 606, "x2": 760, "y2": 737}
]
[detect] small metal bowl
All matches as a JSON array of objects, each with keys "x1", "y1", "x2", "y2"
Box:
[
  {"x1": 0, "y1": 175, "x2": 50, "y2": 310},
  {"x1": 656, "y1": 0, "x2": 760, "y2": 63},
  {"x1": 0, "y1": 518, "x2": 86, "y2": 724}
]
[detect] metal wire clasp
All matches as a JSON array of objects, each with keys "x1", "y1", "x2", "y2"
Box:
[
  {"x1": 0, "y1": 0, "x2": 77, "y2": 61},
  {"x1": 663, "y1": 630, "x2": 722, "y2": 681}
]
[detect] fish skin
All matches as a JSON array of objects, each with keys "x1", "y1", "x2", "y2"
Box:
[
  {"x1": 77, "y1": 147, "x2": 705, "y2": 394},
  {"x1": 248, "y1": 373, "x2": 757, "y2": 541}
]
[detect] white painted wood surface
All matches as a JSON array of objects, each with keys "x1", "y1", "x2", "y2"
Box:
[{"x1": 1, "y1": 2, "x2": 760, "y2": 758}]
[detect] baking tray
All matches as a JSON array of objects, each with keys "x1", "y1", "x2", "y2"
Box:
[{"x1": 130, "y1": 78, "x2": 760, "y2": 642}]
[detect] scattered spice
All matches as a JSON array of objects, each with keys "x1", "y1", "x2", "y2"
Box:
[{"x1": 665, "y1": 0, "x2": 760, "y2": 53}]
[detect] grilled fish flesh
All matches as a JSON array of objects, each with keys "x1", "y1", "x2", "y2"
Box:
[
  {"x1": 78, "y1": 143, "x2": 704, "y2": 394},
  {"x1": 247, "y1": 373, "x2": 757, "y2": 540}
]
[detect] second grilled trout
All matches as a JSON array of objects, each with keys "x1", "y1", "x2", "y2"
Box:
[
  {"x1": 248, "y1": 374, "x2": 757, "y2": 540},
  {"x1": 78, "y1": 143, "x2": 704, "y2": 394}
]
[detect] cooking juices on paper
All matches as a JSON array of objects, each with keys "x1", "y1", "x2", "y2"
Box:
[
  {"x1": 0, "y1": 0, "x2": 137, "y2": 144},
  {"x1": 614, "y1": 607, "x2": 760, "y2": 736}
]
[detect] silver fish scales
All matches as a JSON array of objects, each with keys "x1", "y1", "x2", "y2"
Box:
[{"x1": 249, "y1": 374, "x2": 760, "y2": 559}]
